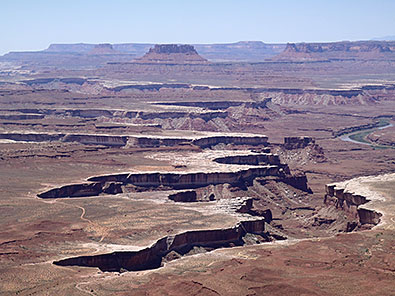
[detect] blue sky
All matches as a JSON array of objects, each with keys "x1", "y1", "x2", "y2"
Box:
[{"x1": 1, "y1": 0, "x2": 394, "y2": 54}]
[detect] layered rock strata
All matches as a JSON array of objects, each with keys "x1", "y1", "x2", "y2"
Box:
[
  {"x1": 0, "y1": 132, "x2": 268, "y2": 148},
  {"x1": 89, "y1": 167, "x2": 279, "y2": 187},
  {"x1": 53, "y1": 219, "x2": 266, "y2": 272},
  {"x1": 213, "y1": 153, "x2": 281, "y2": 166},
  {"x1": 325, "y1": 183, "x2": 382, "y2": 225}
]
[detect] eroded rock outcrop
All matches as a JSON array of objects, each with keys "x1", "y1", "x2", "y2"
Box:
[
  {"x1": 325, "y1": 184, "x2": 382, "y2": 225},
  {"x1": 168, "y1": 191, "x2": 198, "y2": 202},
  {"x1": 236, "y1": 198, "x2": 273, "y2": 222},
  {"x1": 283, "y1": 137, "x2": 315, "y2": 149},
  {"x1": 273, "y1": 136, "x2": 326, "y2": 165}
]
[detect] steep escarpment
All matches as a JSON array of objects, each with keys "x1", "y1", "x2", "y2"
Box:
[
  {"x1": 213, "y1": 153, "x2": 285, "y2": 169},
  {"x1": 0, "y1": 132, "x2": 129, "y2": 146},
  {"x1": 62, "y1": 134, "x2": 128, "y2": 146},
  {"x1": 88, "y1": 166, "x2": 283, "y2": 189},
  {"x1": 0, "y1": 132, "x2": 269, "y2": 148},
  {"x1": 127, "y1": 135, "x2": 268, "y2": 148},
  {"x1": 38, "y1": 182, "x2": 123, "y2": 198},
  {"x1": 192, "y1": 135, "x2": 268, "y2": 148},
  {"x1": 0, "y1": 132, "x2": 64, "y2": 142},
  {"x1": 0, "y1": 113, "x2": 45, "y2": 120},
  {"x1": 53, "y1": 219, "x2": 267, "y2": 272}
]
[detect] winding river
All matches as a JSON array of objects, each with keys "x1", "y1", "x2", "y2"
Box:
[{"x1": 340, "y1": 122, "x2": 393, "y2": 147}]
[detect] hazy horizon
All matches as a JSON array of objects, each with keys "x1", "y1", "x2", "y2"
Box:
[{"x1": 1, "y1": 0, "x2": 395, "y2": 55}]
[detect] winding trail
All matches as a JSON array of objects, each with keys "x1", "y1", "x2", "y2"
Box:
[
  {"x1": 35, "y1": 196, "x2": 108, "y2": 242},
  {"x1": 75, "y1": 281, "x2": 96, "y2": 296}
]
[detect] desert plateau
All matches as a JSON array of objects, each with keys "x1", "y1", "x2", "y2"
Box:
[{"x1": 0, "y1": 2, "x2": 394, "y2": 295}]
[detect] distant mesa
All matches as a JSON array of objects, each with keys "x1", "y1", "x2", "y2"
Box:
[
  {"x1": 135, "y1": 44, "x2": 208, "y2": 64},
  {"x1": 88, "y1": 43, "x2": 121, "y2": 55},
  {"x1": 271, "y1": 41, "x2": 395, "y2": 61}
]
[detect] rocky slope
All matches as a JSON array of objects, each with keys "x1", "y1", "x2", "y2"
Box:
[{"x1": 324, "y1": 178, "x2": 387, "y2": 227}]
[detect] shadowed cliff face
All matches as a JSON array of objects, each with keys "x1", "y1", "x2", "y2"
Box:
[
  {"x1": 53, "y1": 220, "x2": 268, "y2": 272},
  {"x1": 0, "y1": 131, "x2": 269, "y2": 148},
  {"x1": 325, "y1": 184, "x2": 382, "y2": 226}
]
